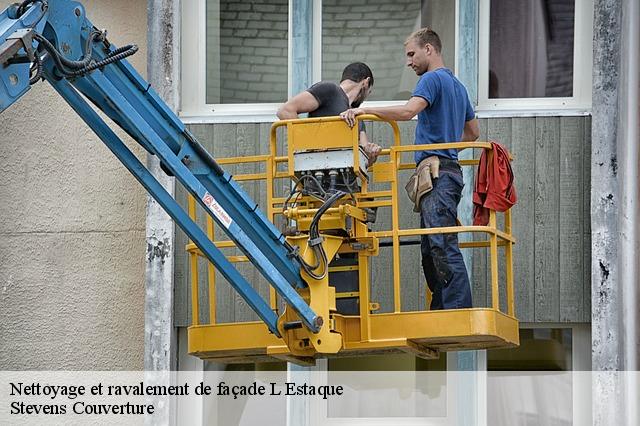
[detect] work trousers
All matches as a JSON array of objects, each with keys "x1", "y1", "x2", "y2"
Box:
[{"x1": 419, "y1": 166, "x2": 472, "y2": 310}]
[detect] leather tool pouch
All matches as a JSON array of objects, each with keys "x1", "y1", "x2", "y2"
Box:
[{"x1": 405, "y1": 156, "x2": 440, "y2": 212}]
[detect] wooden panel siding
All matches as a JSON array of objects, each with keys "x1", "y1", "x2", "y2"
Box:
[
  {"x1": 473, "y1": 119, "x2": 489, "y2": 308},
  {"x1": 487, "y1": 118, "x2": 513, "y2": 314},
  {"x1": 583, "y1": 119, "x2": 592, "y2": 323},
  {"x1": 510, "y1": 118, "x2": 537, "y2": 322},
  {"x1": 559, "y1": 117, "x2": 586, "y2": 321},
  {"x1": 175, "y1": 117, "x2": 591, "y2": 326},
  {"x1": 534, "y1": 117, "x2": 562, "y2": 321}
]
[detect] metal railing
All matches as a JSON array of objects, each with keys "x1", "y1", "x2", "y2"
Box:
[{"x1": 186, "y1": 117, "x2": 515, "y2": 330}]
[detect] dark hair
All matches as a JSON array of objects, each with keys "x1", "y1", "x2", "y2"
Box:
[
  {"x1": 405, "y1": 28, "x2": 442, "y2": 54},
  {"x1": 340, "y1": 62, "x2": 374, "y2": 87}
]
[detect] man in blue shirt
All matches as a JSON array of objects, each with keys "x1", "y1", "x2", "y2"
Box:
[{"x1": 341, "y1": 28, "x2": 480, "y2": 310}]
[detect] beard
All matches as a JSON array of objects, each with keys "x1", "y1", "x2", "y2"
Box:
[{"x1": 351, "y1": 86, "x2": 368, "y2": 108}]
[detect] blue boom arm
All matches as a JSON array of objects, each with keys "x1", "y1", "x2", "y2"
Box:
[{"x1": 0, "y1": 0, "x2": 322, "y2": 335}]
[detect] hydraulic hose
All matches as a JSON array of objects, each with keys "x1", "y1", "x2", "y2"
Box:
[
  {"x1": 298, "y1": 190, "x2": 348, "y2": 280},
  {"x1": 32, "y1": 31, "x2": 137, "y2": 78}
]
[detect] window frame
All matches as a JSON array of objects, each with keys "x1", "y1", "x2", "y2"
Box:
[
  {"x1": 180, "y1": 0, "x2": 291, "y2": 123},
  {"x1": 477, "y1": 0, "x2": 593, "y2": 114},
  {"x1": 181, "y1": 0, "x2": 595, "y2": 121},
  {"x1": 308, "y1": 356, "x2": 471, "y2": 426},
  {"x1": 181, "y1": 0, "x2": 457, "y2": 123},
  {"x1": 317, "y1": 0, "x2": 459, "y2": 110}
]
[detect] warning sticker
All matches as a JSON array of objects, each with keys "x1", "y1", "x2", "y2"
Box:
[{"x1": 202, "y1": 192, "x2": 233, "y2": 229}]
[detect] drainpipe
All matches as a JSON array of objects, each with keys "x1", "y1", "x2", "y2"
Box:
[
  {"x1": 618, "y1": 0, "x2": 639, "y2": 423},
  {"x1": 591, "y1": 0, "x2": 639, "y2": 425},
  {"x1": 145, "y1": 1, "x2": 180, "y2": 425}
]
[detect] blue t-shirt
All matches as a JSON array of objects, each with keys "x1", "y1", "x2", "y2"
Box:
[{"x1": 412, "y1": 68, "x2": 475, "y2": 163}]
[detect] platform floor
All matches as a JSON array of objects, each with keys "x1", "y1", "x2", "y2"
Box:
[{"x1": 188, "y1": 308, "x2": 519, "y2": 365}]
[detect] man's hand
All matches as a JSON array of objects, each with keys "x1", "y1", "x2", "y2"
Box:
[
  {"x1": 361, "y1": 141, "x2": 382, "y2": 168},
  {"x1": 340, "y1": 108, "x2": 365, "y2": 128}
]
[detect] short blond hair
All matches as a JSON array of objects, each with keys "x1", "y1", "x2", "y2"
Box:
[{"x1": 405, "y1": 28, "x2": 442, "y2": 54}]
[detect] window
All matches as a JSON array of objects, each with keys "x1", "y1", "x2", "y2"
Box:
[
  {"x1": 181, "y1": 0, "x2": 289, "y2": 119},
  {"x1": 181, "y1": 0, "x2": 458, "y2": 120},
  {"x1": 488, "y1": 328, "x2": 573, "y2": 371},
  {"x1": 183, "y1": 0, "x2": 593, "y2": 119},
  {"x1": 321, "y1": 0, "x2": 456, "y2": 102},
  {"x1": 478, "y1": 0, "x2": 593, "y2": 111},
  {"x1": 311, "y1": 356, "x2": 454, "y2": 425},
  {"x1": 206, "y1": 0, "x2": 288, "y2": 104},
  {"x1": 486, "y1": 325, "x2": 592, "y2": 426}
]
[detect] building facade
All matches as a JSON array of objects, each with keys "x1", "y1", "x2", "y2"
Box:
[{"x1": 1, "y1": 0, "x2": 637, "y2": 425}]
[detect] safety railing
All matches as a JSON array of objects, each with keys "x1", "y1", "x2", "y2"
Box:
[
  {"x1": 186, "y1": 117, "x2": 515, "y2": 331},
  {"x1": 378, "y1": 141, "x2": 515, "y2": 316},
  {"x1": 185, "y1": 153, "x2": 280, "y2": 326}
]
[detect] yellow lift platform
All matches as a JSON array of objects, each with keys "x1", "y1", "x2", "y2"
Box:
[{"x1": 187, "y1": 116, "x2": 518, "y2": 365}]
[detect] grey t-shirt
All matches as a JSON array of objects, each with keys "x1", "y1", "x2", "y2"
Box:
[
  {"x1": 306, "y1": 81, "x2": 349, "y2": 118},
  {"x1": 307, "y1": 81, "x2": 365, "y2": 131}
]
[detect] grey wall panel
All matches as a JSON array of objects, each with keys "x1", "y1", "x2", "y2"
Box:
[
  {"x1": 256, "y1": 123, "x2": 273, "y2": 309},
  {"x1": 176, "y1": 116, "x2": 591, "y2": 326},
  {"x1": 510, "y1": 118, "x2": 537, "y2": 322},
  {"x1": 233, "y1": 124, "x2": 261, "y2": 322},
  {"x1": 472, "y1": 119, "x2": 490, "y2": 307},
  {"x1": 175, "y1": 124, "x2": 214, "y2": 327},
  {"x1": 173, "y1": 164, "x2": 189, "y2": 326},
  {"x1": 211, "y1": 124, "x2": 239, "y2": 323},
  {"x1": 396, "y1": 121, "x2": 424, "y2": 312},
  {"x1": 368, "y1": 120, "x2": 399, "y2": 313},
  {"x1": 534, "y1": 117, "x2": 561, "y2": 321},
  {"x1": 486, "y1": 118, "x2": 513, "y2": 313},
  {"x1": 559, "y1": 117, "x2": 586, "y2": 321},
  {"x1": 583, "y1": 117, "x2": 592, "y2": 323}
]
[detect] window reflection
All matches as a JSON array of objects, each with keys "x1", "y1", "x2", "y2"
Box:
[
  {"x1": 206, "y1": 0, "x2": 288, "y2": 104},
  {"x1": 489, "y1": 0, "x2": 575, "y2": 99},
  {"x1": 322, "y1": 0, "x2": 456, "y2": 101}
]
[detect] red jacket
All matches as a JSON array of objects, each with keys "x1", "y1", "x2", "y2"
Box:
[{"x1": 473, "y1": 142, "x2": 517, "y2": 226}]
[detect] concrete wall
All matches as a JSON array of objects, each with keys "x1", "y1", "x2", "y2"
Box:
[{"x1": 0, "y1": 0, "x2": 148, "y2": 369}]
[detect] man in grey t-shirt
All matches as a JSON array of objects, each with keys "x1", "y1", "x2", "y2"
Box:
[
  {"x1": 277, "y1": 62, "x2": 381, "y2": 165},
  {"x1": 277, "y1": 63, "x2": 379, "y2": 316}
]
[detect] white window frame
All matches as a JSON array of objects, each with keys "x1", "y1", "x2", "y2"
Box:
[
  {"x1": 477, "y1": 0, "x2": 593, "y2": 115},
  {"x1": 181, "y1": 0, "x2": 461, "y2": 123},
  {"x1": 308, "y1": 352, "x2": 488, "y2": 426},
  {"x1": 180, "y1": 0, "x2": 292, "y2": 123}
]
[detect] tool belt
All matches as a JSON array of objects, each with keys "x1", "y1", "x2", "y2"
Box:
[{"x1": 405, "y1": 156, "x2": 440, "y2": 212}]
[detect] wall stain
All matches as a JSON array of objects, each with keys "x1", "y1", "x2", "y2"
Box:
[
  {"x1": 599, "y1": 260, "x2": 610, "y2": 282},
  {"x1": 602, "y1": 193, "x2": 615, "y2": 206},
  {"x1": 147, "y1": 237, "x2": 171, "y2": 265},
  {"x1": 610, "y1": 157, "x2": 618, "y2": 176}
]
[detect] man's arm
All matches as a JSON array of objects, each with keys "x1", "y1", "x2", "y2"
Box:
[
  {"x1": 276, "y1": 91, "x2": 320, "y2": 120},
  {"x1": 340, "y1": 96, "x2": 428, "y2": 127},
  {"x1": 461, "y1": 118, "x2": 480, "y2": 141}
]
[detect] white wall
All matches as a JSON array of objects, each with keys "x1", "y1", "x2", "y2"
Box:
[{"x1": 0, "y1": 0, "x2": 148, "y2": 369}]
